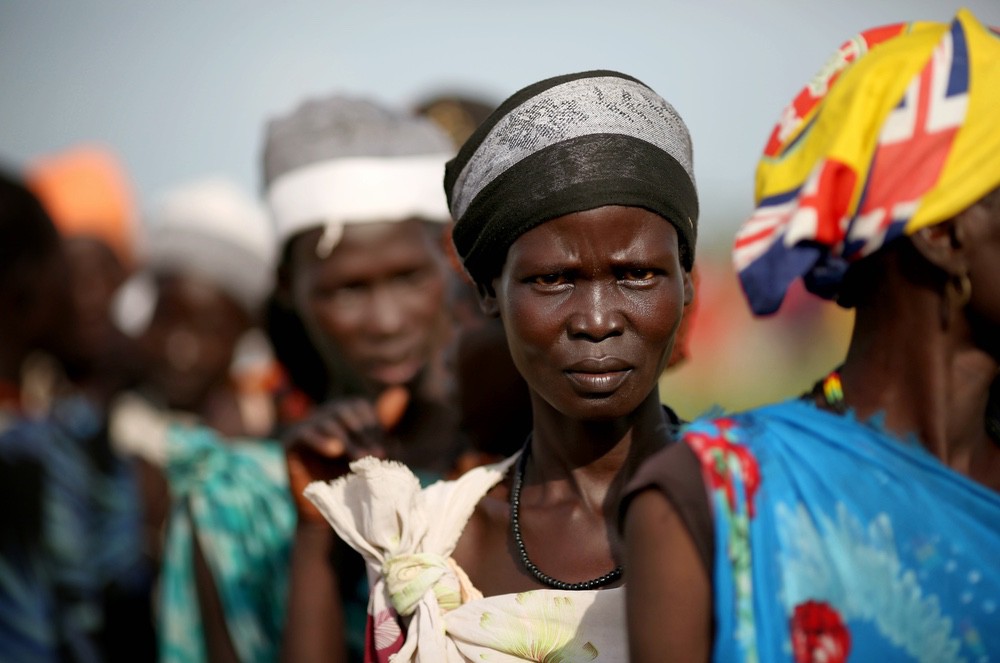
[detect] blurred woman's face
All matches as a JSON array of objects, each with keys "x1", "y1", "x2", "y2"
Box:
[
  {"x1": 139, "y1": 274, "x2": 250, "y2": 411},
  {"x1": 61, "y1": 237, "x2": 128, "y2": 370},
  {"x1": 487, "y1": 206, "x2": 692, "y2": 422},
  {"x1": 288, "y1": 219, "x2": 449, "y2": 395}
]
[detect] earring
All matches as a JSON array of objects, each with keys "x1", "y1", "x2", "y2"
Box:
[
  {"x1": 953, "y1": 273, "x2": 972, "y2": 308},
  {"x1": 941, "y1": 273, "x2": 972, "y2": 329}
]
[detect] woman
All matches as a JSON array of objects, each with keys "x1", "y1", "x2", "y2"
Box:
[
  {"x1": 0, "y1": 170, "x2": 153, "y2": 662},
  {"x1": 26, "y1": 146, "x2": 140, "y2": 411},
  {"x1": 107, "y1": 178, "x2": 292, "y2": 663},
  {"x1": 305, "y1": 70, "x2": 698, "y2": 662},
  {"x1": 265, "y1": 95, "x2": 468, "y2": 662},
  {"x1": 622, "y1": 10, "x2": 1000, "y2": 662}
]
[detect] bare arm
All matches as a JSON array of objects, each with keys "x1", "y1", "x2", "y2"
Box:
[
  {"x1": 280, "y1": 521, "x2": 346, "y2": 663},
  {"x1": 624, "y1": 489, "x2": 712, "y2": 663},
  {"x1": 278, "y1": 388, "x2": 409, "y2": 662},
  {"x1": 192, "y1": 532, "x2": 241, "y2": 663}
]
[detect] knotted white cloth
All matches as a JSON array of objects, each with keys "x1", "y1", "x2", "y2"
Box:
[{"x1": 305, "y1": 455, "x2": 627, "y2": 662}]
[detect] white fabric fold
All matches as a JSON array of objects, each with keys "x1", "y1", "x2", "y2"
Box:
[
  {"x1": 305, "y1": 455, "x2": 628, "y2": 662},
  {"x1": 304, "y1": 455, "x2": 516, "y2": 661}
]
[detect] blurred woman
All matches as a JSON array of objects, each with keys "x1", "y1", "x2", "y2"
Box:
[
  {"x1": 623, "y1": 10, "x2": 1000, "y2": 662},
  {"x1": 0, "y1": 169, "x2": 151, "y2": 662},
  {"x1": 305, "y1": 70, "x2": 698, "y2": 662},
  {"x1": 263, "y1": 96, "x2": 467, "y2": 662},
  {"x1": 107, "y1": 178, "x2": 291, "y2": 663}
]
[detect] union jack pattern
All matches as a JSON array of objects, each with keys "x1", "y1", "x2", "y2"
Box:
[{"x1": 735, "y1": 16, "x2": 980, "y2": 315}]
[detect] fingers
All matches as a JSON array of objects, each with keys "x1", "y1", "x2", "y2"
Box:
[
  {"x1": 286, "y1": 445, "x2": 344, "y2": 523},
  {"x1": 375, "y1": 386, "x2": 410, "y2": 431},
  {"x1": 283, "y1": 397, "x2": 388, "y2": 463},
  {"x1": 285, "y1": 389, "x2": 410, "y2": 522}
]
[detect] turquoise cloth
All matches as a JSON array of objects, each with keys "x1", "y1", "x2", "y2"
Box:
[
  {"x1": 683, "y1": 400, "x2": 1000, "y2": 663},
  {"x1": 159, "y1": 425, "x2": 295, "y2": 663}
]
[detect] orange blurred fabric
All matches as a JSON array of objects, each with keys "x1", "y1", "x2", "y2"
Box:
[{"x1": 27, "y1": 145, "x2": 137, "y2": 265}]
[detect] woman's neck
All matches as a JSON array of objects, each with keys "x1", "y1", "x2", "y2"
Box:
[
  {"x1": 526, "y1": 389, "x2": 671, "y2": 507},
  {"x1": 841, "y1": 295, "x2": 999, "y2": 479}
]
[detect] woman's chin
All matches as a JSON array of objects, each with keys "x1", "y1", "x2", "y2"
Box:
[{"x1": 366, "y1": 359, "x2": 424, "y2": 391}]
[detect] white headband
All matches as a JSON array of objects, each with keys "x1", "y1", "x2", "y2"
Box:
[{"x1": 267, "y1": 154, "x2": 452, "y2": 255}]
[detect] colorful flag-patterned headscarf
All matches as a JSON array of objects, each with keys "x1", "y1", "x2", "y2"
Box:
[{"x1": 735, "y1": 9, "x2": 1000, "y2": 315}]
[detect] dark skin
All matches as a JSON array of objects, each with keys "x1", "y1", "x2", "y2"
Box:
[
  {"x1": 0, "y1": 247, "x2": 72, "y2": 386},
  {"x1": 624, "y1": 188, "x2": 1000, "y2": 663},
  {"x1": 137, "y1": 273, "x2": 252, "y2": 434},
  {"x1": 452, "y1": 205, "x2": 692, "y2": 596},
  {"x1": 282, "y1": 220, "x2": 458, "y2": 470},
  {"x1": 280, "y1": 220, "x2": 459, "y2": 663},
  {"x1": 288, "y1": 220, "x2": 450, "y2": 400},
  {"x1": 59, "y1": 238, "x2": 130, "y2": 383}
]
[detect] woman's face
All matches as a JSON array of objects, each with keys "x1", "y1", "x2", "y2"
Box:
[
  {"x1": 62, "y1": 237, "x2": 128, "y2": 369},
  {"x1": 288, "y1": 219, "x2": 449, "y2": 394},
  {"x1": 139, "y1": 274, "x2": 250, "y2": 411},
  {"x1": 487, "y1": 205, "x2": 693, "y2": 421}
]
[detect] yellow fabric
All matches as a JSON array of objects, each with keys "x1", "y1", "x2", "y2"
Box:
[
  {"x1": 735, "y1": 9, "x2": 1000, "y2": 315},
  {"x1": 756, "y1": 9, "x2": 1000, "y2": 235},
  {"x1": 914, "y1": 13, "x2": 1000, "y2": 230}
]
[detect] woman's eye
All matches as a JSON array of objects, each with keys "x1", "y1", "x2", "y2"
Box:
[
  {"x1": 533, "y1": 273, "x2": 567, "y2": 286},
  {"x1": 620, "y1": 268, "x2": 657, "y2": 281}
]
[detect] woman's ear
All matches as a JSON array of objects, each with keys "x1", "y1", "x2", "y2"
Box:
[
  {"x1": 682, "y1": 269, "x2": 695, "y2": 308},
  {"x1": 476, "y1": 281, "x2": 500, "y2": 318},
  {"x1": 910, "y1": 217, "x2": 969, "y2": 278}
]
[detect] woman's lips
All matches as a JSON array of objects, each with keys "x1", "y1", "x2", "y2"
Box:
[
  {"x1": 564, "y1": 369, "x2": 632, "y2": 394},
  {"x1": 564, "y1": 357, "x2": 633, "y2": 394}
]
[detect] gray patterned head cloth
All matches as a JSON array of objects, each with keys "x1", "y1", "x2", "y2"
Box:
[
  {"x1": 262, "y1": 96, "x2": 454, "y2": 255},
  {"x1": 445, "y1": 70, "x2": 698, "y2": 285}
]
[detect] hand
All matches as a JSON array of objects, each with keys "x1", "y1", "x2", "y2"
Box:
[{"x1": 285, "y1": 386, "x2": 409, "y2": 523}]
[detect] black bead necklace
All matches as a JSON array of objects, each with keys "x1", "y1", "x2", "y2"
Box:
[{"x1": 509, "y1": 440, "x2": 623, "y2": 591}]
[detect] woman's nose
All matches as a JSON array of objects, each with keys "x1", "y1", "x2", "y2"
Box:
[
  {"x1": 367, "y1": 284, "x2": 405, "y2": 336},
  {"x1": 566, "y1": 282, "x2": 625, "y2": 341}
]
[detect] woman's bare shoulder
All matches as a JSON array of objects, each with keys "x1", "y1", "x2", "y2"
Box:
[{"x1": 451, "y1": 478, "x2": 516, "y2": 591}]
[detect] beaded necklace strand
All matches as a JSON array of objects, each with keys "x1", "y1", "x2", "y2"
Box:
[
  {"x1": 811, "y1": 368, "x2": 999, "y2": 446},
  {"x1": 509, "y1": 440, "x2": 623, "y2": 591}
]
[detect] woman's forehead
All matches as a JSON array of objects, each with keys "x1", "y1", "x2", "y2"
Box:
[
  {"x1": 292, "y1": 219, "x2": 442, "y2": 281},
  {"x1": 508, "y1": 207, "x2": 679, "y2": 261}
]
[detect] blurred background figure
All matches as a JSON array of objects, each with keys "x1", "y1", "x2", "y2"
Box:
[
  {"x1": 108, "y1": 177, "x2": 293, "y2": 663},
  {"x1": 415, "y1": 91, "x2": 499, "y2": 336},
  {"x1": 25, "y1": 144, "x2": 140, "y2": 414},
  {"x1": 0, "y1": 168, "x2": 154, "y2": 662},
  {"x1": 413, "y1": 93, "x2": 495, "y2": 155},
  {"x1": 413, "y1": 91, "x2": 536, "y2": 472},
  {"x1": 262, "y1": 94, "x2": 467, "y2": 663},
  {"x1": 118, "y1": 177, "x2": 277, "y2": 437},
  {"x1": 25, "y1": 146, "x2": 155, "y2": 661}
]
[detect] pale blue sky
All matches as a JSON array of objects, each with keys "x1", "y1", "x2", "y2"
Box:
[{"x1": 2, "y1": 1, "x2": 998, "y2": 246}]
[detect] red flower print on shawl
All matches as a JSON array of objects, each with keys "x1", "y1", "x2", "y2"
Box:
[
  {"x1": 791, "y1": 600, "x2": 851, "y2": 663},
  {"x1": 685, "y1": 418, "x2": 762, "y2": 516}
]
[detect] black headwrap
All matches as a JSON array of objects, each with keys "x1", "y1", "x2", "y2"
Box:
[{"x1": 445, "y1": 70, "x2": 698, "y2": 285}]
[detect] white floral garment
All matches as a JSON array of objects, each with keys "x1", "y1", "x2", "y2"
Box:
[{"x1": 304, "y1": 455, "x2": 627, "y2": 663}]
